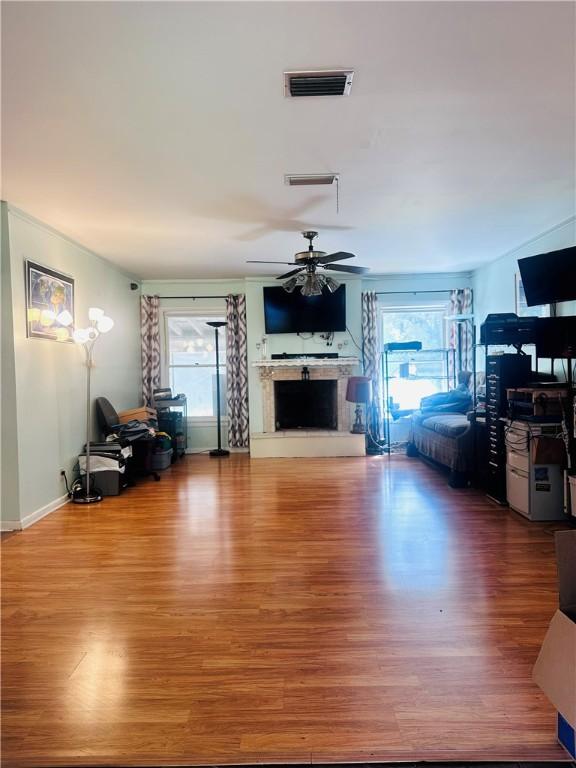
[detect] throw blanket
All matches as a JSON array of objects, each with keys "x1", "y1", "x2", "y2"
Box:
[{"x1": 420, "y1": 384, "x2": 472, "y2": 415}]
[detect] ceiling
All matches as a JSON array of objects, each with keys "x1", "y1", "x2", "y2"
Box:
[{"x1": 2, "y1": 1, "x2": 575, "y2": 279}]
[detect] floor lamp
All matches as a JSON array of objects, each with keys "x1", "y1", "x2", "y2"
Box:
[
  {"x1": 72, "y1": 308, "x2": 115, "y2": 503},
  {"x1": 206, "y1": 321, "x2": 229, "y2": 458}
]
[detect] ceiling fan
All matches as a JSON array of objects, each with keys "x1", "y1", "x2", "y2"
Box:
[{"x1": 247, "y1": 231, "x2": 369, "y2": 296}]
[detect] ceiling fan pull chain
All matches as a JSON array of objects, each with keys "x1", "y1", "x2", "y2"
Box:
[{"x1": 336, "y1": 176, "x2": 340, "y2": 215}]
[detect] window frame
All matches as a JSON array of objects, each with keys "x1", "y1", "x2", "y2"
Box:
[
  {"x1": 161, "y1": 309, "x2": 228, "y2": 425},
  {"x1": 379, "y1": 303, "x2": 452, "y2": 411}
]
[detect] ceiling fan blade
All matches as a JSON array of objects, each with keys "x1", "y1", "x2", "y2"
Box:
[
  {"x1": 246, "y1": 260, "x2": 296, "y2": 264},
  {"x1": 316, "y1": 251, "x2": 356, "y2": 264},
  {"x1": 322, "y1": 263, "x2": 369, "y2": 274},
  {"x1": 277, "y1": 267, "x2": 306, "y2": 279}
]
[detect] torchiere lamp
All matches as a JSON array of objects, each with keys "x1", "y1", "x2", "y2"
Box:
[
  {"x1": 206, "y1": 321, "x2": 229, "y2": 457},
  {"x1": 346, "y1": 376, "x2": 372, "y2": 434},
  {"x1": 72, "y1": 307, "x2": 115, "y2": 503}
]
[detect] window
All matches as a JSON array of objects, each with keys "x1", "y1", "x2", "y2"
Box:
[
  {"x1": 165, "y1": 315, "x2": 227, "y2": 418},
  {"x1": 381, "y1": 306, "x2": 448, "y2": 411}
]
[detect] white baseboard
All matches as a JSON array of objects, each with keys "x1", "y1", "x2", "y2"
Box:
[
  {"x1": 1, "y1": 493, "x2": 70, "y2": 532},
  {"x1": 184, "y1": 446, "x2": 249, "y2": 455},
  {"x1": 1, "y1": 519, "x2": 22, "y2": 532}
]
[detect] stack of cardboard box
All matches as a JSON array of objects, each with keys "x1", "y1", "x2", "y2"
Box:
[{"x1": 533, "y1": 530, "x2": 576, "y2": 758}]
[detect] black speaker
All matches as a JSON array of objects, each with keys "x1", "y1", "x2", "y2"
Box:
[
  {"x1": 383, "y1": 341, "x2": 422, "y2": 352},
  {"x1": 480, "y1": 313, "x2": 537, "y2": 346}
]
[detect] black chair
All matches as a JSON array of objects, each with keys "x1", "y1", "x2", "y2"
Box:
[{"x1": 95, "y1": 397, "x2": 160, "y2": 482}]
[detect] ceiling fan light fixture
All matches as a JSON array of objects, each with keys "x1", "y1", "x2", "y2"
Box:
[
  {"x1": 325, "y1": 276, "x2": 340, "y2": 293},
  {"x1": 283, "y1": 277, "x2": 298, "y2": 293},
  {"x1": 250, "y1": 231, "x2": 368, "y2": 289},
  {"x1": 301, "y1": 274, "x2": 324, "y2": 297}
]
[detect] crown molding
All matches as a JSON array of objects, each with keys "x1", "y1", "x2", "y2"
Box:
[
  {"x1": 488, "y1": 216, "x2": 576, "y2": 265},
  {"x1": 141, "y1": 277, "x2": 245, "y2": 285},
  {"x1": 5, "y1": 204, "x2": 139, "y2": 281},
  {"x1": 365, "y1": 270, "x2": 473, "y2": 281}
]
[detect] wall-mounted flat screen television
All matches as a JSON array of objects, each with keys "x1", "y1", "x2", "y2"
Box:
[
  {"x1": 263, "y1": 285, "x2": 346, "y2": 334},
  {"x1": 518, "y1": 246, "x2": 576, "y2": 306}
]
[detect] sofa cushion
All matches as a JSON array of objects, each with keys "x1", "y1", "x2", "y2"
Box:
[{"x1": 421, "y1": 413, "x2": 469, "y2": 438}]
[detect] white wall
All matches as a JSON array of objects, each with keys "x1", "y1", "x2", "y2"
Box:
[
  {"x1": 1, "y1": 203, "x2": 21, "y2": 524},
  {"x1": 2, "y1": 206, "x2": 141, "y2": 528}
]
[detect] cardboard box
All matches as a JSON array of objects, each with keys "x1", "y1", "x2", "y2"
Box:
[
  {"x1": 117, "y1": 406, "x2": 157, "y2": 424},
  {"x1": 532, "y1": 530, "x2": 576, "y2": 758}
]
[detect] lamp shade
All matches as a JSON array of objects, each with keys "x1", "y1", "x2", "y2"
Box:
[
  {"x1": 73, "y1": 328, "x2": 89, "y2": 344},
  {"x1": 346, "y1": 376, "x2": 372, "y2": 404},
  {"x1": 96, "y1": 315, "x2": 114, "y2": 333},
  {"x1": 88, "y1": 307, "x2": 105, "y2": 321}
]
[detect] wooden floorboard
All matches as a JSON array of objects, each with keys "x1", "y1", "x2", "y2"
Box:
[{"x1": 1, "y1": 454, "x2": 572, "y2": 766}]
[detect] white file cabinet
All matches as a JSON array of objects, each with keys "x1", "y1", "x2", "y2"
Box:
[{"x1": 505, "y1": 421, "x2": 566, "y2": 521}]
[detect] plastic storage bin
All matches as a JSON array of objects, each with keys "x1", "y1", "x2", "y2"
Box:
[
  {"x1": 151, "y1": 448, "x2": 172, "y2": 471},
  {"x1": 92, "y1": 470, "x2": 124, "y2": 496}
]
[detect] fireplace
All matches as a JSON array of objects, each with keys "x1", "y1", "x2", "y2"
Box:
[
  {"x1": 251, "y1": 357, "x2": 365, "y2": 457},
  {"x1": 274, "y1": 380, "x2": 337, "y2": 430}
]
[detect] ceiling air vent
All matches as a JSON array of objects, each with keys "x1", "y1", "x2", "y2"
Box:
[
  {"x1": 284, "y1": 69, "x2": 354, "y2": 97},
  {"x1": 284, "y1": 174, "x2": 339, "y2": 186}
]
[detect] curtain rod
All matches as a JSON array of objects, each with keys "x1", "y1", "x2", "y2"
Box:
[
  {"x1": 375, "y1": 290, "x2": 451, "y2": 296},
  {"x1": 154, "y1": 290, "x2": 453, "y2": 298}
]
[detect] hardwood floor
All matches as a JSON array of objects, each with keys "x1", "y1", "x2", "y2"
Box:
[{"x1": 1, "y1": 454, "x2": 571, "y2": 766}]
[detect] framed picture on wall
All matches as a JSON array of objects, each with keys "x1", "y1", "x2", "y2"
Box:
[
  {"x1": 515, "y1": 273, "x2": 550, "y2": 319},
  {"x1": 25, "y1": 261, "x2": 75, "y2": 342}
]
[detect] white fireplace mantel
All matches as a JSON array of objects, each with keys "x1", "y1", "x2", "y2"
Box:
[{"x1": 252, "y1": 356, "x2": 360, "y2": 369}]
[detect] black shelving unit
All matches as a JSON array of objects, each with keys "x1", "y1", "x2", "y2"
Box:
[{"x1": 484, "y1": 353, "x2": 532, "y2": 504}]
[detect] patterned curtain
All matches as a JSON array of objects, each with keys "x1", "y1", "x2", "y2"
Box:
[
  {"x1": 226, "y1": 294, "x2": 250, "y2": 449},
  {"x1": 448, "y1": 288, "x2": 474, "y2": 380},
  {"x1": 361, "y1": 291, "x2": 383, "y2": 441},
  {"x1": 141, "y1": 295, "x2": 161, "y2": 407}
]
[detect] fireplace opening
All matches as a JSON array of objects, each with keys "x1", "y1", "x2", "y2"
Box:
[{"x1": 274, "y1": 380, "x2": 338, "y2": 430}]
